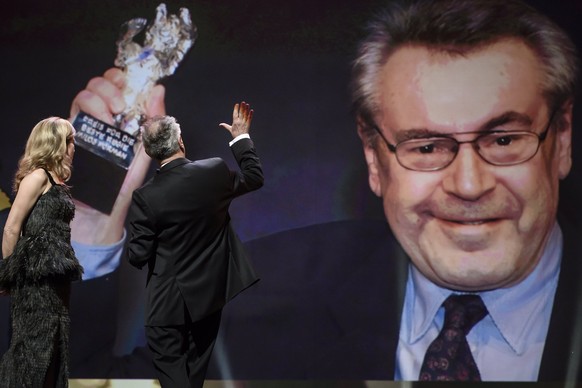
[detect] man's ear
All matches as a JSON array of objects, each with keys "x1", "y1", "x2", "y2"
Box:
[
  {"x1": 556, "y1": 100, "x2": 573, "y2": 180},
  {"x1": 357, "y1": 119, "x2": 382, "y2": 197}
]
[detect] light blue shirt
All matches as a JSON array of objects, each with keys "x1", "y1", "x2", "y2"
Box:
[
  {"x1": 72, "y1": 229, "x2": 126, "y2": 279},
  {"x1": 395, "y1": 222, "x2": 562, "y2": 381}
]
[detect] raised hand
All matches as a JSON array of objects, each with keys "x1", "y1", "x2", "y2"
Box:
[{"x1": 219, "y1": 101, "x2": 254, "y2": 138}]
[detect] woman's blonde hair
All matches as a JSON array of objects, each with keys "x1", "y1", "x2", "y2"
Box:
[{"x1": 13, "y1": 117, "x2": 74, "y2": 193}]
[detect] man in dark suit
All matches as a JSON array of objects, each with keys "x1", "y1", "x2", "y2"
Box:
[
  {"x1": 218, "y1": 214, "x2": 582, "y2": 381},
  {"x1": 213, "y1": 0, "x2": 582, "y2": 382},
  {"x1": 126, "y1": 101, "x2": 263, "y2": 387}
]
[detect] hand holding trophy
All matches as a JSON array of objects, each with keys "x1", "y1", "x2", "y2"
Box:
[{"x1": 69, "y1": 3, "x2": 196, "y2": 246}]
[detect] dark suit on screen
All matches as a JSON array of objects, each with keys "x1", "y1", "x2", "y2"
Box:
[
  {"x1": 213, "y1": 214, "x2": 582, "y2": 382},
  {"x1": 126, "y1": 137, "x2": 263, "y2": 386}
]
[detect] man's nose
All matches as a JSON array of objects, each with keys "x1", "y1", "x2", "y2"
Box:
[{"x1": 441, "y1": 144, "x2": 496, "y2": 201}]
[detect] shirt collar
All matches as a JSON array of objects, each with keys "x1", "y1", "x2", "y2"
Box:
[
  {"x1": 157, "y1": 157, "x2": 190, "y2": 173},
  {"x1": 409, "y1": 222, "x2": 562, "y2": 354}
]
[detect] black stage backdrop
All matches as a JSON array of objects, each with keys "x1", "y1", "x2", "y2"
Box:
[{"x1": 0, "y1": 0, "x2": 581, "y2": 382}]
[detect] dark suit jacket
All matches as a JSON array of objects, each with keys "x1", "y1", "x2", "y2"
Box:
[
  {"x1": 126, "y1": 138, "x2": 263, "y2": 325},
  {"x1": 211, "y1": 218, "x2": 582, "y2": 382}
]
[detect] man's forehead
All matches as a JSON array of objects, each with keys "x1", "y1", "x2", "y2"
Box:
[
  {"x1": 381, "y1": 39, "x2": 540, "y2": 86},
  {"x1": 376, "y1": 40, "x2": 545, "y2": 131}
]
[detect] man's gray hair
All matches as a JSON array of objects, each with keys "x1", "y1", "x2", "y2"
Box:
[
  {"x1": 141, "y1": 115, "x2": 182, "y2": 161},
  {"x1": 351, "y1": 0, "x2": 579, "y2": 143}
]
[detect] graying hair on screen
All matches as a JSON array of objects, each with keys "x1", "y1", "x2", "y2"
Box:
[{"x1": 351, "y1": 0, "x2": 579, "y2": 143}]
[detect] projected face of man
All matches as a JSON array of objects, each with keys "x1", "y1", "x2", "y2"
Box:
[{"x1": 360, "y1": 39, "x2": 572, "y2": 291}]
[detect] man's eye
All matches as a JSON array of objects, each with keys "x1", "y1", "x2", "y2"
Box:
[
  {"x1": 413, "y1": 140, "x2": 453, "y2": 154},
  {"x1": 418, "y1": 144, "x2": 435, "y2": 154},
  {"x1": 401, "y1": 139, "x2": 454, "y2": 155},
  {"x1": 494, "y1": 135, "x2": 513, "y2": 146}
]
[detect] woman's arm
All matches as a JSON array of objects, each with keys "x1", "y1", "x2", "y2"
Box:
[{"x1": 2, "y1": 169, "x2": 48, "y2": 258}]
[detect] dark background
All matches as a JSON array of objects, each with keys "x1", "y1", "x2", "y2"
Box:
[{"x1": 0, "y1": 0, "x2": 395, "y2": 241}]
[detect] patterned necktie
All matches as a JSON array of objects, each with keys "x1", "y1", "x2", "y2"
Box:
[{"x1": 418, "y1": 294, "x2": 488, "y2": 381}]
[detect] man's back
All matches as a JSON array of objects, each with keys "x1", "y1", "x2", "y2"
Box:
[
  {"x1": 126, "y1": 104, "x2": 262, "y2": 388},
  {"x1": 129, "y1": 138, "x2": 262, "y2": 325},
  {"x1": 137, "y1": 157, "x2": 231, "y2": 262}
]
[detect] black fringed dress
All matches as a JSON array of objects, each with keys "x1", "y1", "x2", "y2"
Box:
[{"x1": 0, "y1": 169, "x2": 83, "y2": 387}]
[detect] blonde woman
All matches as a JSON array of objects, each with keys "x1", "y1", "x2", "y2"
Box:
[{"x1": 0, "y1": 117, "x2": 83, "y2": 387}]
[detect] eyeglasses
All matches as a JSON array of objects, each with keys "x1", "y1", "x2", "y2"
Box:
[{"x1": 372, "y1": 113, "x2": 556, "y2": 172}]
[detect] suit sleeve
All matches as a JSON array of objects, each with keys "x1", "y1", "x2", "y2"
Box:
[
  {"x1": 126, "y1": 190, "x2": 156, "y2": 270},
  {"x1": 229, "y1": 137, "x2": 264, "y2": 197}
]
